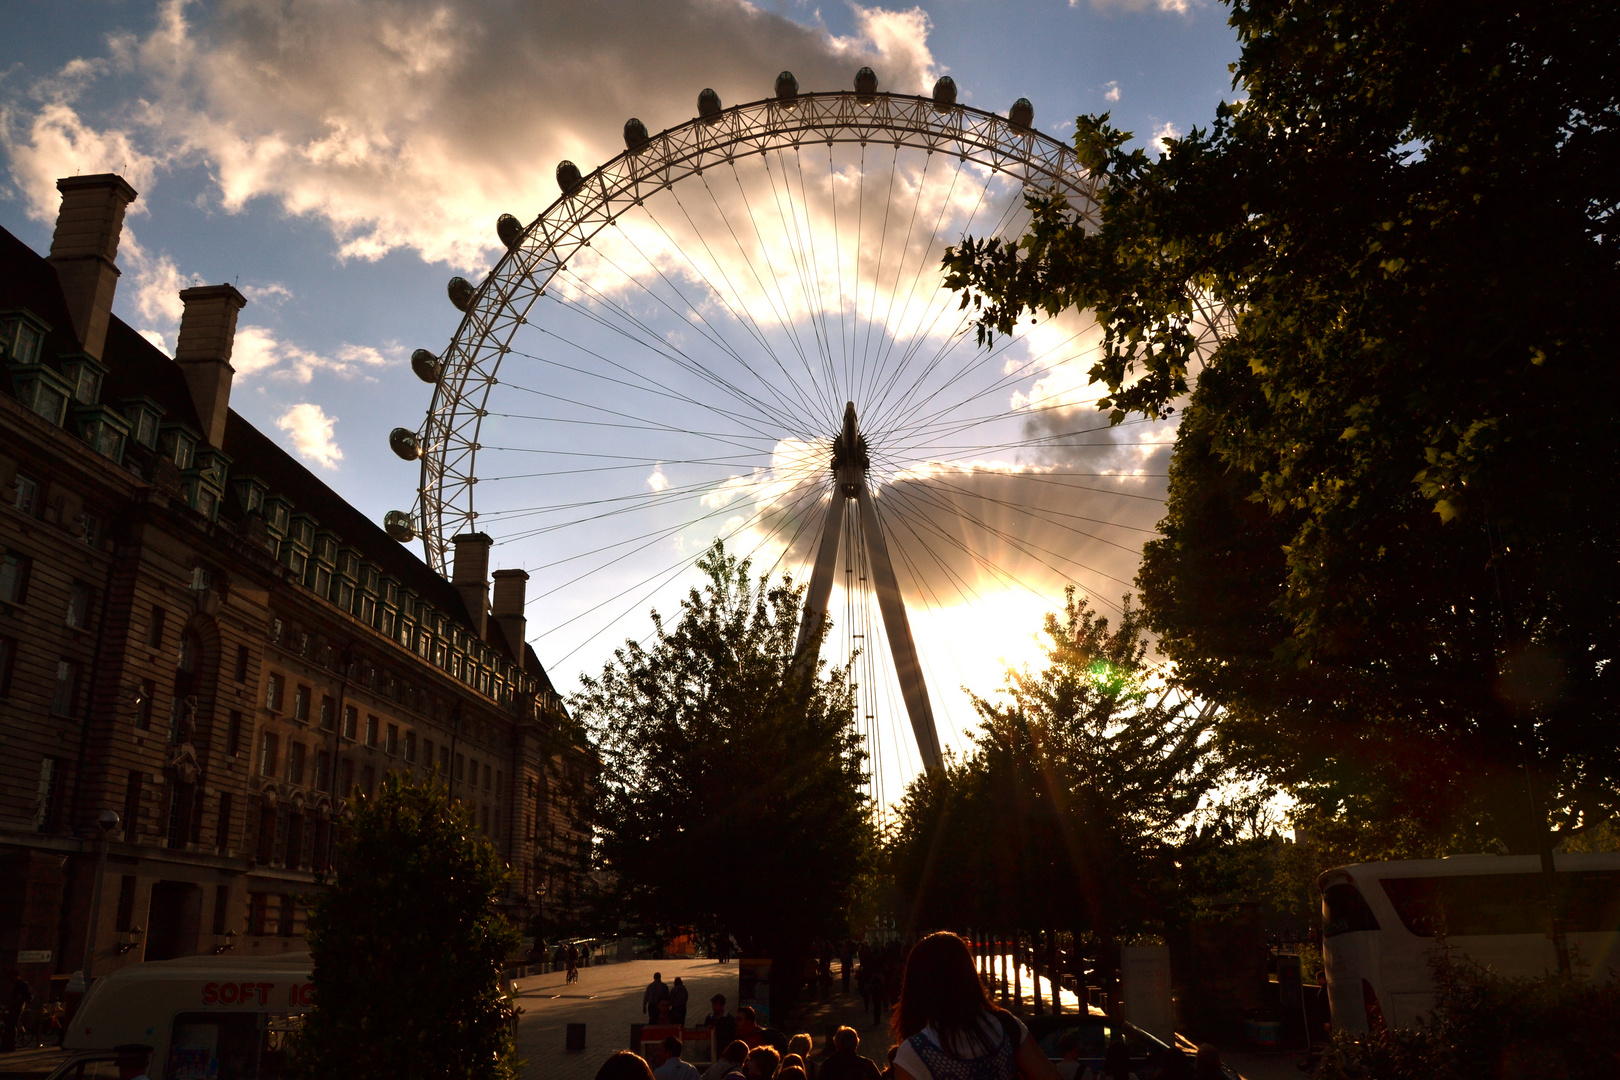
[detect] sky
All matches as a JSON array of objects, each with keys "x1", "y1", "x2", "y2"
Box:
[{"x1": 1, "y1": 0, "x2": 1242, "y2": 805}]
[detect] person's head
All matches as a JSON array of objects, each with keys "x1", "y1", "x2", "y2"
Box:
[
  {"x1": 745, "y1": 1046, "x2": 781, "y2": 1080},
  {"x1": 833, "y1": 1027, "x2": 859, "y2": 1054},
  {"x1": 675, "y1": 977, "x2": 684, "y2": 987},
  {"x1": 1194, "y1": 1044, "x2": 1222, "y2": 1080},
  {"x1": 778, "y1": 1067, "x2": 806, "y2": 1080},
  {"x1": 1058, "y1": 1033, "x2": 1081, "y2": 1061},
  {"x1": 737, "y1": 1006, "x2": 759, "y2": 1031},
  {"x1": 885, "y1": 1046, "x2": 898, "y2": 1064},
  {"x1": 662, "y1": 1038, "x2": 684, "y2": 1064},
  {"x1": 890, "y1": 932, "x2": 994, "y2": 1045},
  {"x1": 115, "y1": 1045, "x2": 151, "y2": 1080},
  {"x1": 712, "y1": 994, "x2": 728, "y2": 1014},
  {"x1": 1103, "y1": 1036, "x2": 1131, "y2": 1079},
  {"x1": 781, "y1": 1055, "x2": 804, "y2": 1071},
  {"x1": 597, "y1": 1051, "x2": 656, "y2": 1080},
  {"x1": 723, "y1": 1041, "x2": 749, "y2": 1065},
  {"x1": 654, "y1": 972, "x2": 663, "y2": 982},
  {"x1": 787, "y1": 1034, "x2": 813, "y2": 1060}
]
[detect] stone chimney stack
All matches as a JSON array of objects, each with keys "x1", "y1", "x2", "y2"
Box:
[
  {"x1": 491, "y1": 569, "x2": 529, "y2": 659},
  {"x1": 451, "y1": 533, "x2": 493, "y2": 639},
  {"x1": 47, "y1": 174, "x2": 138, "y2": 362},
  {"x1": 174, "y1": 284, "x2": 247, "y2": 448}
]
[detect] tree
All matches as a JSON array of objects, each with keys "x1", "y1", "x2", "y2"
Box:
[
  {"x1": 573, "y1": 541, "x2": 872, "y2": 1015},
  {"x1": 943, "y1": 0, "x2": 1620, "y2": 853},
  {"x1": 298, "y1": 776, "x2": 518, "y2": 1080},
  {"x1": 890, "y1": 591, "x2": 1232, "y2": 968}
]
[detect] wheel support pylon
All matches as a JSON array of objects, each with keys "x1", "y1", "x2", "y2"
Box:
[{"x1": 795, "y1": 403, "x2": 944, "y2": 773}]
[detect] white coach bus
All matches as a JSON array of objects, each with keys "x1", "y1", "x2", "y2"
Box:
[{"x1": 1317, "y1": 852, "x2": 1620, "y2": 1032}]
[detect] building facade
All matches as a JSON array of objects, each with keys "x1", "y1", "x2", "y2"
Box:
[{"x1": 0, "y1": 175, "x2": 595, "y2": 997}]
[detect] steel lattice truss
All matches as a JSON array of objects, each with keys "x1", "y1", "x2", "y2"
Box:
[{"x1": 413, "y1": 90, "x2": 1107, "y2": 572}]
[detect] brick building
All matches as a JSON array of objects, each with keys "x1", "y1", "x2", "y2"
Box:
[{"x1": 0, "y1": 174, "x2": 595, "y2": 996}]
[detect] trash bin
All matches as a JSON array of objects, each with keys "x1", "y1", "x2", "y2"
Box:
[{"x1": 567, "y1": 1023, "x2": 587, "y2": 1052}]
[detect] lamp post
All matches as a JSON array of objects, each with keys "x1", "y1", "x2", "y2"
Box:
[{"x1": 83, "y1": 809, "x2": 119, "y2": 979}]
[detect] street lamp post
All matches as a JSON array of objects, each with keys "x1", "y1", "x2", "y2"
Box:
[{"x1": 83, "y1": 809, "x2": 119, "y2": 979}]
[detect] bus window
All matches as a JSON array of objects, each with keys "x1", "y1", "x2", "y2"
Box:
[
  {"x1": 1322, "y1": 882, "x2": 1380, "y2": 936},
  {"x1": 1380, "y1": 871, "x2": 1620, "y2": 937}
]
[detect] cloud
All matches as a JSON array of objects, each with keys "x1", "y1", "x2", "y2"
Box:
[
  {"x1": 1081, "y1": 0, "x2": 1195, "y2": 13},
  {"x1": 1104, "y1": 81, "x2": 1121, "y2": 102},
  {"x1": 276, "y1": 402, "x2": 343, "y2": 469},
  {"x1": 646, "y1": 464, "x2": 670, "y2": 492},
  {"x1": 230, "y1": 325, "x2": 391, "y2": 383},
  {"x1": 55, "y1": 0, "x2": 941, "y2": 270},
  {"x1": 1151, "y1": 121, "x2": 1182, "y2": 156}
]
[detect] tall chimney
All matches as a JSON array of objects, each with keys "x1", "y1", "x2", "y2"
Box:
[
  {"x1": 47, "y1": 174, "x2": 138, "y2": 362},
  {"x1": 451, "y1": 533, "x2": 493, "y2": 639},
  {"x1": 491, "y1": 569, "x2": 529, "y2": 659},
  {"x1": 174, "y1": 285, "x2": 247, "y2": 448}
]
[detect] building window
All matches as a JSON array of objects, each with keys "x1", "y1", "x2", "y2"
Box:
[
  {"x1": 266, "y1": 672, "x2": 284, "y2": 712},
  {"x1": 423, "y1": 738, "x2": 434, "y2": 770},
  {"x1": 441, "y1": 745, "x2": 452, "y2": 773},
  {"x1": 312, "y1": 817, "x2": 331, "y2": 873},
  {"x1": 342, "y1": 705, "x2": 358, "y2": 740},
  {"x1": 216, "y1": 791, "x2": 233, "y2": 851},
  {"x1": 454, "y1": 753, "x2": 465, "y2": 783},
  {"x1": 78, "y1": 512, "x2": 100, "y2": 547},
  {"x1": 256, "y1": 805, "x2": 277, "y2": 867},
  {"x1": 212, "y1": 884, "x2": 231, "y2": 935},
  {"x1": 34, "y1": 757, "x2": 60, "y2": 831},
  {"x1": 148, "y1": 606, "x2": 167, "y2": 649},
  {"x1": 287, "y1": 742, "x2": 306, "y2": 786},
  {"x1": 293, "y1": 684, "x2": 310, "y2": 724},
  {"x1": 385, "y1": 723, "x2": 399, "y2": 756},
  {"x1": 0, "y1": 636, "x2": 14, "y2": 696},
  {"x1": 259, "y1": 731, "x2": 279, "y2": 777},
  {"x1": 115, "y1": 876, "x2": 138, "y2": 933},
  {"x1": 247, "y1": 893, "x2": 271, "y2": 936},
  {"x1": 365, "y1": 714, "x2": 379, "y2": 748},
  {"x1": 51, "y1": 660, "x2": 79, "y2": 716},
  {"x1": 12, "y1": 475, "x2": 39, "y2": 516},
  {"x1": 135, "y1": 679, "x2": 156, "y2": 730},
  {"x1": 284, "y1": 812, "x2": 304, "y2": 870},
  {"x1": 314, "y1": 750, "x2": 331, "y2": 793},
  {"x1": 361, "y1": 765, "x2": 375, "y2": 798},
  {"x1": 483, "y1": 763, "x2": 492, "y2": 791},
  {"x1": 319, "y1": 695, "x2": 336, "y2": 730},
  {"x1": 405, "y1": 731, "x2": 417, "y2": 764},
  {"x1": 338, "y1": 758, "x2": 354, "y2": 797},
  {"x1": 226, "y1": 710, "x2": 243, "y2": 756},
  {"x1": 0, "y1": 551, "x2": 31, "y2": 605},
  {"x1": 65, "y1": 580, "x2": 93, "y2": 629},
  {"x1": 234, "y1": 644, "x2": 250, "y2": 682},
  {"x1": 278, "y1": 895, "x2": 297, "y2": 937},
  {"x1": 123, "y1": 771, "x2": 142, "y2": 843},
  {"x1": 495, "y1": 770, "x2": 502, "y2": 798}
]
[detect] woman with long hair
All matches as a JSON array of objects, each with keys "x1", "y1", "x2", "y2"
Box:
[{"x1": 889, "y1": 933, "x2": 1063, "y2": 1080}]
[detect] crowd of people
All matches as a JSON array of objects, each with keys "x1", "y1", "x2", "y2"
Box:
[{"x1": 608, "y1": 933, "x2": 1226, "y2": 1080}]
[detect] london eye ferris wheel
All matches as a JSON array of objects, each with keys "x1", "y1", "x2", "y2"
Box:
[{"x1": 383, "y1": 68, "x2": 1175, "y2": 808}]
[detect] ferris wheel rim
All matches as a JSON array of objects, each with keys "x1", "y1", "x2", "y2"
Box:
[{"x1": 413, "y1": 88, "x2": 1102, "y2": 574}]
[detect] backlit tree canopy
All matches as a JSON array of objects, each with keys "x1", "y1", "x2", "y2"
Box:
[{"x1": 943, "y1": 0, "x2": 1620, "y2": 852}]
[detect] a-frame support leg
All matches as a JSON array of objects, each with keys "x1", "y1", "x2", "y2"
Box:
[
  {"x1": 856, "y1": 481, "x2": 944, "y2": 772},
  {"x1": 794, "y1": 489, "x2": 848, "y2": 659}
]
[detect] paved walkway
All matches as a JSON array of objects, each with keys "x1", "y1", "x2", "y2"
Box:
[{"x1": 513, "y1": 958, "x2": 740, "y2": 1080}]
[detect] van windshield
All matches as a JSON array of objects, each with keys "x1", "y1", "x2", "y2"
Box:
[
  {"x1": 1379, "y1": 870, "x2": 1620, "y2": 937},
  {"x1": 168, "y1": 1012, "x2": 300, "y2": 1080}
]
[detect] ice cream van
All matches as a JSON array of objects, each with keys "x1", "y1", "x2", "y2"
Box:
[{"x1": 48, "y1": 952, "x2": 314, "y2": 1080}]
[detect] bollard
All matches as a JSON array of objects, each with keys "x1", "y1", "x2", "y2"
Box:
[{"x1": 566, "y1": 1023, "x2": 587, "y2": 1052}]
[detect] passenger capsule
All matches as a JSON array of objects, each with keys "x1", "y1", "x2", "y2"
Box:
[
  {"x1": 623, "y1": 117, "x2": 650, "y2": 153},
  {"x1": 556, "y1": 160, "x2": 584, "y2": 197},
  {"x1": 389, "y1": 427, "x2": 423, "y2": 461},
  {"x1": 932, "y1": 76, "x2": 958, "y2": 108},
  {"x1": 447, "y1": 276, "x2": 475, "y2": 312},
  {"x1": 410, "y1": 348, "x2": 442, "y2": 384},
  {"x1": 496, "y1": 213, "x2": 522, "y2": 250},
  {"x1": 854, "y1": 67, "x2": 878, "y2": 97},
  {"x1": 698, "y1": 88, "x2": 722, "y2": 120},
  {"x1": 383, "y1": 510, "x2": 417, "y2": 543},
  {"x1": 775, "y1": 71, "x2": 799, "y2": 100},
  {"x1": 1009, "y1": 97, "x2": 1034, "y2": 129}
]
